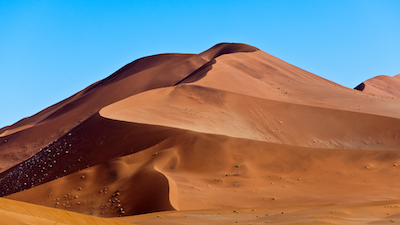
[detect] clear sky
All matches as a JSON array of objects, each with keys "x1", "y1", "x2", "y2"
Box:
[{"x1": 1, "y1": 0, "x2": 399, "y2": 128}]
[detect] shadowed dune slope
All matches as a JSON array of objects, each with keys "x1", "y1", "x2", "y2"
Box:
[
  {"x1": 198, "y1": 42, "x2": 258, "y2": 61},
  {"x1": 6, "y1": 154, "x2": 176, "y2": 217},
  {"x1": 0, "y1": 113, "x2": 183, "y2": 196},
  {"x1": 355, "y1": 74, "x2": 400, "y2": 98}
]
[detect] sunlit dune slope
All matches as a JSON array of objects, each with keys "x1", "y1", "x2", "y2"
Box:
[
  {"x1": 186, "y1": 49, "x2": 400, "y2": 119},
  {"x1": 117, "y1": 200, "x2": 400, "y2": 225},
  {"x1": 100, "y1": 84, "x2": 400, "y2": 149},
  {"x1": 0, "y1": 197, "x2": 131, "y2": 225}
]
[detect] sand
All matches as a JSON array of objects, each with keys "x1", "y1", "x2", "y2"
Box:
[
  {"x1": 355, "y1": 74, "x2": 400, "y2": 98},
  {"x1": 1, "y1": 43, "x2": 400, "y2": 224},
  {"x1": 117, "y1": 201, "x2": 400, "y2": 225},
  {"x1": 0, "y1": 197, "x2": 132, "y2": 225}
]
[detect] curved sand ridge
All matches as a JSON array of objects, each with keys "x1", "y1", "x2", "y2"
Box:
[
  {"x1": 0, "y1": 53, "x2": 204, "y2": 172},
  {"x1": 1, "y1": 43, "x2": 400, "y2": 223},
  {"x1": 100, "y1": 84, "x2": 400, "y2": 149},
  {"x1": 0, "y1": 113, "x2": 184, "y2": 196}
]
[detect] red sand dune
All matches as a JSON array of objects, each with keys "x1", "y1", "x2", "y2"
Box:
[
  {"x1": 355, "y1": 74, "x2": 400, "y2": 98},
  {"x1": 1, "y1": 43, "x2": 400, "y2": 224}
]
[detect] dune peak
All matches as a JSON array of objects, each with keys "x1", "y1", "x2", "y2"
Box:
[{"x1": 199, "y1": 42, "x2": 259, "y2": 61}]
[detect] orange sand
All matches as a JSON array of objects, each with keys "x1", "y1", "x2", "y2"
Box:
[{"x1": 1, "y1": 43, "x2": 400, "y2": 224}]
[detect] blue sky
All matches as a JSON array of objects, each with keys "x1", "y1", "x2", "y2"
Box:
[{"x1": 1, "y1": 0, "x2": 399, "y2": 128}]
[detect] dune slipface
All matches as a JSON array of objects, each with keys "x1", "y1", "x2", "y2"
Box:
[{"x1": 1, "y1": 43, "x2": 400, "y2": 224}]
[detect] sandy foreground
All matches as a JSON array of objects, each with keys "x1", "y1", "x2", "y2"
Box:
[
  {"x1": 117, "y1": 202, "x2": 400, "y2": 225},
  {"x1": 1, "y1": 43, "x2": 400, "y2": 224},
  {"x1": 0, "y1": 197, "x2": 131, "y2": 225}
]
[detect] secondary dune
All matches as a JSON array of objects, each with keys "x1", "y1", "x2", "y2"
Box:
[{"x1": 355, "y1": 74, "x2": 400, "y2": 98}]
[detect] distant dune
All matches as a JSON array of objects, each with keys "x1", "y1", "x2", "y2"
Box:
[
  {"x1": 1, "y1": 43, "x2": 400, "y2": 224},
  {"x1": 355, "y1": 74, "x2": 400, "y2": 98}
]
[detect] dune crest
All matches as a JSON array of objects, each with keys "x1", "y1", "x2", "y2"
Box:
[
  {"x1": 0, "y1": 197, "x2": 131, "y2": 225},
  {"x1": 198, "y1": 42, "x2": 259, "y2": 61},
  {"x1": 355, "y1": 74, "x2": 400, "y2": 98}
]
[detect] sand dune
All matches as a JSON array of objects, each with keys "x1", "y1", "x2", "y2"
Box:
[
  {"x1": 0, "y1": 53, "x2": 205, "y2": 173},
  {"x1": 0, "y1": 113, "x2": 184, "y2": 197},
  {"x1": 355, "y1": 74, "x2": 400, "y2": 98},
  {"x1": 1, "y1": 43, "x2": 400, "y2": 224},
  {"x1": 186, "y1": 50, "x2": 400, "y2": 119},
  {"x1": 7, "y1": 130, "x2": 400, "y2": 217}
]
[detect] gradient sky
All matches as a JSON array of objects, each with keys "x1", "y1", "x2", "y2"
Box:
[{"x1": 1, "y1": 0, "x2": 399, "y2": 128}]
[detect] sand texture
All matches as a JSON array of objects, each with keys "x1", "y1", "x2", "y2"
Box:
[
  {"x1": 355, "y1": 74, "x2": 400, "y2": 98},
  {"x1": 1, "y1": 43, "x2": 400, "y2": 224}
]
